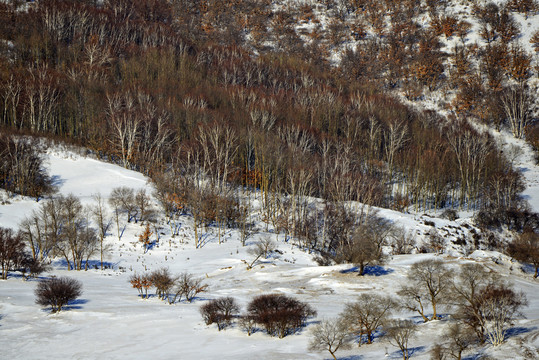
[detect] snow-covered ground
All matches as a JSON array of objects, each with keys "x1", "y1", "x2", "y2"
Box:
[{"x1": 0, "y1": 143, "x2": 538, "y2": 360}]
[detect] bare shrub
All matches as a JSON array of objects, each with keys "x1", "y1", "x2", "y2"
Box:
[
  {"x1": 0, "y1": 227, "x2": 25, "y2": 279},
  {"x1": 246, "y1": 236, "x2": 276, "y2": 269},
  {"x1": 35, "y1": 276, "x2": 83, "y2": 313},
  {"x1": 247, "y1": 294, "x2": 316, "y2": 338},
  {"x1": 238, "y1": 314, "x2": 257, "y2": 336},
  {"x1": 150, "y1": 267, "x2": 177, "y2": 302},
  {"x1": 341, "y1": 294, "x2": 395, "y2": 345},
  {"x1": 451, "y1": 263, "x2": 499, "y2": 342},
  {"x1": 172, "y1": 272, "x2": 207, "y2": 303},
  {"x1": 441, "y1": 209, "x2": 459, "y2": 221},
  {"x1": 200, "y1": 297, "x2": 240, "y2": 330},
  {"x1": 129, "y1": 273, "x2": 152, "y2": 299},
  {"x1": 477, "y1": 285, "x2": 527, "y2": 346},
  {"x1": 389, "y1": 227, "x2": 416, "y2": 255},
  {"x1": 385, "y1": 320, "x2": 417, "y2": 360},
  {"x1": 309, "y1": 318, "x2": 351, "y2": 360},
  {"x1": 20, "y1": 256, "x2": 50, "y2": 280}
]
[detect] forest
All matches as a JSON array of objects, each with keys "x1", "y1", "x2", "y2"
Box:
[{"x1": 0, "y1": 0, "x2": 538, "y2": 257}]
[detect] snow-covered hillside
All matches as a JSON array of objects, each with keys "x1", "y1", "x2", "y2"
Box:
[{"x1": 0, "y1": 146, "x2": 538, "y2": 360}]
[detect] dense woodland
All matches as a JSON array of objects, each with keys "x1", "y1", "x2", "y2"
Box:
[{"x1": 0, "y1": 0, "x2": 538, "y2": 234}]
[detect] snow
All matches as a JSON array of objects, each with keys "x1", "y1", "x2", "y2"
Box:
[
  {"x1": 0, "y1": 146, "x2": 538, "y2": 360},
  {"x1": 1, "y1": 3, "x2": 539, "y2": 358}
]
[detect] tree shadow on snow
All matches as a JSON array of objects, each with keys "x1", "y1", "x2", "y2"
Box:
[
  {"x1": 505, "y1": 326, "x2": 537, "y2": 339},
  {"x1": 335, "y1": 356, "x2": 363, "y2": 360},
  {"x1": 197, "y1": 233, "x2": 212, "y2": 249},
  {"x1": 64, "y1": 298, "x2": 89, "y2": 310},
  {"x1": 40, "y1": 298, "x2": 89, "y2": 313},
  {"x1": 50, "y1": 175, "x2": 65, "y2": 188},
  {"x1": 388, "y1": 346, "x2": 425, "y2": 359},
  {"x1": 519, "y1": 263, "x2": 537, "y2": 276},
  {"x1": 340, "y1": 265, "x2": 394, "y2": 276},
  {"x1": 463, "y1": 353, "x2": 484, "y2": 360},
  {"x1": 144, "y1": 240, "x2": 159, "y2": 253},
  {"x1": 53, "y1": 259, "x2": 118, "y2": 270}
]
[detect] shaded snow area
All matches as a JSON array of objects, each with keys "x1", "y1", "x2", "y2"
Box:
[{"x1": 1, "y1": 149, "x2": 539, "y2": 360}]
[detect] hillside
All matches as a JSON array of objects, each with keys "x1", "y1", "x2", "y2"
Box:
[
  {"x1": 1, "y1": 0, "x2": 539, "y2": 359},
  {"x1": 0, "y1": 143, "x2": 537, "y2": 359}
]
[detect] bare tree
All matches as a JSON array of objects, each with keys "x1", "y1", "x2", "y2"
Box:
[
  {"x1": 389, "y1": 227, "x2": 416, "y2": 255},
  {"x1": 384, "y1": 119, "x2": 408, "y2": 179},
  {"x1": 341, "y1": 294, "x2": 395, "y2": 345},
  {"x1": 135, "y1": 189, "x2": 152, "y2": 224},
  {"x1": 385, "y1": 320, "x2": 417, "y2": 360},
  {"x1": 246, "y1": 236, "x2": 276, "y2": 269},
  {"x1": 91, "y1": 193, "x2": 111, "y2": 270},
  {"x1": 451, "y1": 263, "x2": 499, "y2": 342},
  {"x1": 445, "y1": 125, "x2": 490, "y2": 209},
  {"x1": 107, "y1": 92, "x2": 140, "y2": 169},
  {"x1": 309, "y1": 318, "x2": 351, "y2": 360},
  {"x1": 19, "y1": 197, "x2": 62, "y2": 263},
  {"x1": 109, "y1": 186, "x2": 136, "y2": 242},
  {"x1": 477, "y1": 284, "x2": 527, "y2": 346},
  {"x1": 437, "y1": 323, "x2": 476, "y2": 360},
  {"x1": 398, "y1": 259, "x2": 451, "y2": 321},
  {"x1": 238, "y1": 315, "x2": 257, "y2": 336},
  {"x1": 501, "y1": 85, "x2": 534, "y2": 139},
  {"x1": 197, "y1": 122, "x2": 238, "y2": 191},
  {"x1": 335, "y1": 212, "x2": 392, "y2": 276}
]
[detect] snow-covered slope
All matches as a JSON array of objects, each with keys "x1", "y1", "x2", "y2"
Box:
[{"x1": 0, "y1": 148, "x2": 538, "y2": 360}]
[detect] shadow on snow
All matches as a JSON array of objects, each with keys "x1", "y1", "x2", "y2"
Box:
[
  {"x1": 505, "y1": 326, "x2": 537, "y2": 339},
  {"x1": 340, "y1": 265, "x2": 394, "y2": 276},
  {"x1": 40, "y1": 298, "x2": 89, "y2": 313},
  {"x1": 53, "y1": 259, "x2": 118, "y2": 270},
  {"x1": 388, "y1": 346, "x2": 425, "y2": 359}
]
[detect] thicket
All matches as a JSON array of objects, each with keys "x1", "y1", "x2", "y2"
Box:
[{"x1": 0, "y1": 134, "x2": 53, "y2": 199}]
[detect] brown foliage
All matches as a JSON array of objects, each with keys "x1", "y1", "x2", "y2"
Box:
[{"x1": 247, "y1": 294, "x2": 316, "y2": 338}]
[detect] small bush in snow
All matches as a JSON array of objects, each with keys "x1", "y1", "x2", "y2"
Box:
[
  {"x1": 247, "y1": 294, "x2": 316, "y2": 338},
  {"x1": 35, "y1": 276, "x2": 83, "y2": 313},
  {"x1": 200, "y1": 297, "x2": 240, "y2": 330}
]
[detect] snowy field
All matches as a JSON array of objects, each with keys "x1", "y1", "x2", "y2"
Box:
[{"x1": 0, "y1": 143, "x2": 538, "y2": 360}]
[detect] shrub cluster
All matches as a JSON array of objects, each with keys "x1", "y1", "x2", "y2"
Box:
[
  {"x1": 201, "y1": 294, "x2": 316, "y2": 338},
  {"x1": 129, "y1": 268, "x2": 207, "y2": 304},
  {"x1": 200, "y1": 297, "x2": 240, "y2": 331}
]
